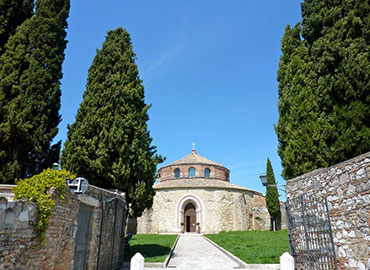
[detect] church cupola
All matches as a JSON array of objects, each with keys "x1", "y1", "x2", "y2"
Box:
[{"x1": 157, "y1": 146, "x2": 230, "y2": 182}]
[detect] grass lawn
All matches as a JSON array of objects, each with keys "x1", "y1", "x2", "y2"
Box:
[
  {"x1": 123, "y1": 234, "x2": 178, "y2": 263},
  {"x1": 205, "y1": 230, "x2": 289, "y2": 264}
]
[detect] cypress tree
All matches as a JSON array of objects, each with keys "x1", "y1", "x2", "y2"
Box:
[
  {"x1": 0, "y1": 0, "x2": 34, "y2": 55},
  {"x1": 265, "y1": 158, "x2": 281, "y2": 231},
  {"x1": 276, "y1": 1, "x2": 370, "y2": 179},
  {"x1": 61, "y1": 28, "x2": 164, "y2": 218},
  {"x1": 0, "y1": 0, "x2": 69, "y2": 183}
]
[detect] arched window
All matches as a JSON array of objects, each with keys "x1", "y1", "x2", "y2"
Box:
[
  {"x1": 174, "y1": 168, "x2": 180, "y2": 178},
  {"x1": 204, "y1": 168, "x2": 210, "y2": 178},
  {"x1": 188, "y1": 167, "x2": 195, "y2": 177}
]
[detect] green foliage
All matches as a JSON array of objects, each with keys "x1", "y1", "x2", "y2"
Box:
[
  {"x1": 276, "y1": 1, "x2": 370, "y2": 179},
  {"x1": 13, "y1": 168, "x2": 75, "y2": 243},
  {"x1": 0, "y1": 0, "x2": 70, "y2": 183},
  {"x1": 61, "y1": 28, "x2": 164, "y2": 218},
  {"x1": 265, "y1": 158, "x2": 281, "y2": 222},
  {"x1": 124, "y1": 234, "x2": 177, "y2": 263},
  {"x1": 0, "y1": 0, "x2": 34, "y2": 55},
  {"x1": 206, "y1": 230, "x2": 289, "y2": 264}
]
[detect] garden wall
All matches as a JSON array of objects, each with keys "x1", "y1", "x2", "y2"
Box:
[
  {"x1": 285, "y1": 151, "x2": 370, "y2": 270},
  {"x1": 0, "y1": 184, "x2": 126, "y2": 270}
]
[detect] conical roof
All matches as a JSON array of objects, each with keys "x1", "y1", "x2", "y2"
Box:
[{"x1": 167, "y1": 149, "x2": 225, "y2": 168}]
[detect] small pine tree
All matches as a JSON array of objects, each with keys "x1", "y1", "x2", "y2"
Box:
[
  {"x1": 0, "y1": 0, "x2": 70, "y2": 183},
  {"x1": 61, "y1": 28, "x2": 164, "y2": 218},
  {"x1": 266, "y1": 158, "x2": 281, "y2": 231}
]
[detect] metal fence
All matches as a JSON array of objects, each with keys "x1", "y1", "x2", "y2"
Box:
[
  {"x1": 285, "y1": 194, "x2": 338, "y2": 270},
  {"x1": 97, "y1": 197, "x2": 127, "y2": 270}
]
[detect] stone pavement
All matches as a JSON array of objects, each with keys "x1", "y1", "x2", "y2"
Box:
[
  {"x1": 165, "y1": 234, "x2": 241, "y2": 270},
  {"x1": 122, "y1": 233, "x2": 280, "y2": 270}
]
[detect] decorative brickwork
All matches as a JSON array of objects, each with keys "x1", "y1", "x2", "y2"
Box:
[
  {"x1": 159, "y1": 164, "x2": 230, "y2": 182},
  {"x1": 286, "y1": 152, "x2": 370, "y2": 270}
]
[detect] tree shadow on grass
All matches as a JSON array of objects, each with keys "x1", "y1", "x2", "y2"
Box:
[{"x1": 124, "y1": 244, "x2": 172, "y2": 262}]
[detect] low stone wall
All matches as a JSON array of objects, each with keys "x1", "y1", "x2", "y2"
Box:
[
  {"x1": 252, "y1": 194, "x2": 287, "y2": 231},
  {"x1": 0, "y1": 184, "x2": 126, "y2": 270},
  {"x1": 0, "y1": 188, "x2": 79, "y2": 270},
  {"x1": 0, "y1": 198, "x2": 39, "y2": 269},
  {"x1": 286, "y1": 152, "x2": 370, "y2": 270}
]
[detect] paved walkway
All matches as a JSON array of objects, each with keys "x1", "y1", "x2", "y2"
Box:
[
  {"x1": 121, "y1": 234, "x2": 280, "y2": 270},
  {"x1": 165, "y1": 234, "x2": 241, "y2": 270}
]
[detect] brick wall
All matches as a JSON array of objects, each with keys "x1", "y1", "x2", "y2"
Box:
[
  {"x1": 0, "y1": 184, "x2": 126, "y2": 270},
  {"x1": 0, "y1": 189, "x2": 79, "y2": 270},
  {"x1": 159, "y1": 164, "x2": 230, "y2": 182},
  {"x1": 286, "y1": 151, "x2": 370, "y2": 270}
]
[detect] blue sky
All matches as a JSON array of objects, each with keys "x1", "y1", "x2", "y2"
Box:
[{"x1": 56, "y1": 0, "x2": 303, "y2": 199}]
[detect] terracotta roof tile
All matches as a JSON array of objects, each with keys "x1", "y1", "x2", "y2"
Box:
[{"x1": 166, "y1": 150, "x2": 225, "y2": 168}]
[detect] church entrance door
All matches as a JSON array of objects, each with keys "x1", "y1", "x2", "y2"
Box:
[{"x1": 184, "y1": 203, "x2": 196, "y2": 232}]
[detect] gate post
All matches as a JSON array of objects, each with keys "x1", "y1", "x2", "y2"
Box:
[
  {"x1": 280, "y1": 252, "x2": 294, "y2": 270},
  {"x1": 130, "y1": 252, "x2": 144, "y2": 270}
]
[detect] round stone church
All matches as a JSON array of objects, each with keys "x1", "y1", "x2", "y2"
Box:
[{"x1": 136, "y1": 149, "x2": 280, "y2": 234}]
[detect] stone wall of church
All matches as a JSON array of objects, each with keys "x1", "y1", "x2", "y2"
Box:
[{"x1": 136, "y1": 187, "x2": 284, "y2": 234}]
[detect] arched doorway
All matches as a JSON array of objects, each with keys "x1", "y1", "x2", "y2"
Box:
[
  {"x1": 184, "y1": 202, "x2": 196, "y2": 232},
  {"x1": 176, "y1": 194, "x2": 204, "y2": 233}
]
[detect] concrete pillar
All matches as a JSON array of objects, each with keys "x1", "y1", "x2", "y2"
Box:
[
  {"x1": 130, "y1": 252, "x2": 144, "y2": 270},
  {"x1": 280, "y1": 252, "x2": 294, "y2": 270}
]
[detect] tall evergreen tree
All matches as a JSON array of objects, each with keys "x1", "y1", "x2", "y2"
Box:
[
  {"x1": 0, "y1": 0, "x2": 34, "y2": 55},
  {"x1": 61, "y1": 28, "x2": 164, "y2": 218},
  {"x1": 276, "y1": 0, "x2": 370, "y2": 179},
  {"x1": 0, "y1": 0, "x2": 69, "y2": 183},
  {"x1": 265, "y1": 158, "x2": 281, "y2": 231}
]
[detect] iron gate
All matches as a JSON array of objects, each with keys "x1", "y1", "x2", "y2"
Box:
[
  {"x1": 285, "y1": 194, "x2": 338, "y2": 270},
  {"x1": 97, "y1": 197, "x2": 127, "y2": 270}
]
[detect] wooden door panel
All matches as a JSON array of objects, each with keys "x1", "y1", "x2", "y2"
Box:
[
  {"x1": 184, "y1": 203, "x2": 196, "y2": 232},
  {"x1": 190, "y1": 213, "x2": 196, "y2": 232}
]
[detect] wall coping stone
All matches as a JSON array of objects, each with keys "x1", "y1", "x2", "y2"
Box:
[
  {"x1": 286, "y1": 151, "x2": 370, "y2": 185},
  {"x1": 77, "y1": 193, "x2": 100, "y2": 207}
]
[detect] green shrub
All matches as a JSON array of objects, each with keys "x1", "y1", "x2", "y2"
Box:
[{"x1": 13, "y1": 169, "x2": 75, "y2": 244}]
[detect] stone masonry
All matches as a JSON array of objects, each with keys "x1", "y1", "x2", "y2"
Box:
[
  {"x1": 286, "y1": 151, "x2": 370, "y2": 270},
  {"x1": 0, "y1": 184, "x2": 126, "y2": 270},
  {"x1": 136, "y1": 149, "x2": 287, "y2": 234}
]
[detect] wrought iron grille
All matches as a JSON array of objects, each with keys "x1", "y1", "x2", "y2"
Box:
[{"x1": 285, "y1": 194, "x2": 338, "y2": 270}]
